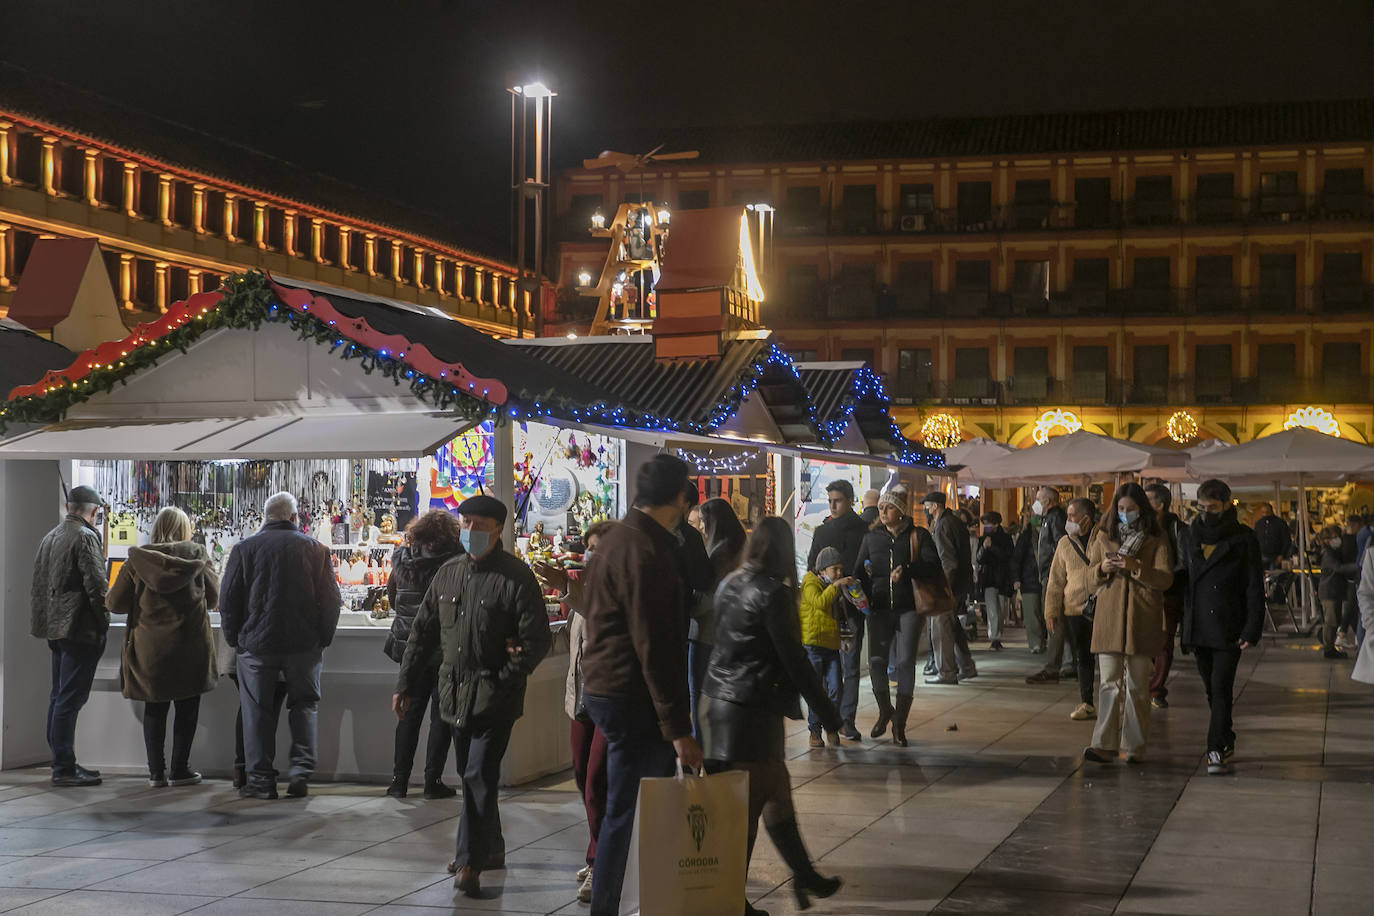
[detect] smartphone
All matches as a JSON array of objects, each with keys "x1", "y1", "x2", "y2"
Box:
[{"x1": 1106, "y1": 552, "x2": 1121, "y2": 561}]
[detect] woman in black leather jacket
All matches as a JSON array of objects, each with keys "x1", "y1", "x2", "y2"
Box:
[
  {"x1": 854, "y1": 486, "x2": 943, "y2": 745},
  {"x1": 701, "y1": 517, "x2": 843, "y2": 914},
  {"x1": 688, "y1": 498, "x2": 747, "y2": 737},
  {"x1": 384, "y1": 510, "x2": 464, "y2": 799}
]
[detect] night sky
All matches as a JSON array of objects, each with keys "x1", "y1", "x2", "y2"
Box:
[{"x1": 3, "y1": 0, "x2": 1374, "y2": 255}]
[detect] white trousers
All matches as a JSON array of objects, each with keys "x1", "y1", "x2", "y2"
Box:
[
  {"x1": 1091, "y1": 652, "x2": 1153, "y2": 757},
  {"x1": 984, "y1": 588, "x2": 1003, "y2": 641}
]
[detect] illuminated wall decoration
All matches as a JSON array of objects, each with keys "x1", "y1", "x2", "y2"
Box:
[
  {"x1": 1283, "y1": 406, "x2": 1340, "y2": 437},
  {"x1": 920, "y1": 413, "x2": 962, "y2": 449},
  {"x1": 1166, "y1": 410, "x2": 1199, "y2": 444},
  {"x1": 1032, "y1": 409, "x2": 1083, "y2": 445},
  {"x1": 429, "y1": 421, "x2": 495, "y2": 509}
]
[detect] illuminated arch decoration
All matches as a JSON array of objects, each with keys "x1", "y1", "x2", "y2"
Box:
[
  {"x1": 1032, "y1": 408, "x2": 1083, "y2": 445},
  {"x1": 1166, "y1": 410, "x2": 1199, "y2": 444},
  {"x1": 920, "y1": 413, "x2": 963, "y2": 449},
  {"x1": 1284, "y1": 406, "x2": 1340, "y2": 437}
]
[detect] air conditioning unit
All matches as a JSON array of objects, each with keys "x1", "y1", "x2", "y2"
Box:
[{"x1": 899, "y1": 214, "x2": 925, "y2": 232}]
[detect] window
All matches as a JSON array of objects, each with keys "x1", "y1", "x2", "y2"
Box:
[
  {"x1": 1072, "y1": 345, "x2": 1109, "y2": 401},
  {"x1": 893, "y1": 260, "x2": 932, "y2": 313},
  {"x1": 1074, "y1": 177, "x2": 1112, "y2": 227},
  {"x1": 169, "y1": 266, "x2": 189, "y2": 304},
  {"x1": 1257, "y1": 253, "x2": 1297, "y2": 311},
  {"x1": 831, "y1": 263, "x2": 876, "y2": 318},
  {"x1": 1323, "y1": 168, "x2": 1365, "y2": 216},
  {"x1": 1194, "y1": 172, "x2": 1236, "y2": 222},
  {"x1": 322, "y1": 224, "x2": 341, "y2": 264},
  {"x1": 1256, "y1": 343, "x2": 1296, "y2": 402},
  {"x1": 1132, "y1": 256, "x2": 1171, "y2": 311},
  {"x1": 266, "y1": 208, "x2": 285, "y2": 250},
  {"x1": 1259, "y1": 171, "x2": 1301, "y2": 217},
  {"x1": 134, "y1": 258, "x2": 155, "y2": 309},
  {"x1": 349, "y1": 232, "x2": 367, "y2": 273},
  {"x1": 138, "y1": 171, "x2": 159, "y2": 218},
  {"x1": 58, "y1": 145, "x2": 84, "y2": 196},
  {"x1": 730, "y1": 187, "x2": 767, "y2": 206},
  {"x1": 1012, "y1": 260, "x2": 1050, "y2": 314},
  {"x1": 1322, "y1": 252, "x2": 1364, "y2": 309},
  {"x1": 791, "y1": 349, "x2": 819, "y2": 362},
  {"x1": 13, "y1": 131, "x2": 42, "y2": 185},
  {"x1": 99, "y1": 158, "x2": 124, "y2": 207},
  {"x1": 894, "y1": 348, "x2": 932, "y2": 401},
  {"x1": 1012, "y1": 346, "x2": 1050, "y2": 401},
  {"x1": 839, "y1": 185, "x2": 876, "y2": 233},
  {"x1": 1195, "y1": 344, "x2": 1233, "y2": 401},
  {"x1": 784, "y1": 263, "x2": 822, "y2": 315},
  {"x1": 169, "y1": 180, "x2": 192, "y2": 227},
  {"x1": 1013, "y1": 179, "x2": 1052, "y2": 229},
  {"x1": 1323, "y1": 342, "x2": 1363, "y2": 400},
  {"x1": 1072, "y1": 258, "x2": 1110, "y2": 313},
  {"x1": 951, "y1": 260, "x2": 990, "y2": 316},
  {"x1": 955, "y1": 181, "x2": 992, "y2": 229},
  {"x1": 781, "y1": 186, "x2": 822, "y2": 234},
  {"x1": 1133, "y1": 175, "x2": 1173, "y2": 224},
  {"x1": 566, "y1": 192, "x2": 604, "y2": 235},
  {"x1": 953, "y1": 347, "x2": 990, "y2": 399},
  {"x1": 677, "y1": 188, "x2": 710, "y2": 210},
  {"x1": 1131, "y1": 345, "x2": 1169, "y2": 403},
  {"x1": 841, "y1": 347, "x2": 875, "y2": 365},
  {"x1": 1194, "y1": 255, "x2": 1234, "y2": 311},
  {"x1": 898, "y1": 183, "x2": 934, "y2": 214}
]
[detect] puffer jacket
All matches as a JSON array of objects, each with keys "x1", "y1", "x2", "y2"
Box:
[
  {"x1": 397, "y1": 542, "x2": 553, "y2": 729},
  {"x1": 854, "y1": 518, "x2": 943, "y2": 614},
  {"x1": 1043, "y1": 533, "x2": 1095, "y2": 622},
  {"x1": 31, "y1": 515, "x2": 110, "y2": 644},
  {"x1": 385, "y1": 544, "x2": 463, "y2": 664},
  {"x1": 798, "y1": 571, "x2": 841, "y2": 650},
  {"x1": 1079, "y1": 529, "x2": 1173, "y2": 656},
  {"x1": 703, "y1": 566, "x2": 840, "y2": 727},
  {"x1": 219, "y1": 520, "x2": 341, "y2": 655},
  {"x1": 107, "y1": 541, "x2": 218, "y2": 702}
]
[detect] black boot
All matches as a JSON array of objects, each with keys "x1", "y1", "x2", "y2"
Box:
[
  {"x1": 891, "y1": 694, "x2": 913, "y2": 748},
  {"x1": 386, "y1": 774, "x2": 408, "y2": 798},
  {"x1": 424, "y1": 777, "x2": 457, "y2": 800},
  {"x1": 765, "y1": 820, "x2": 842, "y2": 911},
  {"x1": 232, "y1": 765, "x2": 246, "y2": 789},
  {"x1": 869, "y1": 671, "x2": 893, "y2": 739}
]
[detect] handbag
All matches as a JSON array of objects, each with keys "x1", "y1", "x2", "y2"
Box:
[{"x1": 909, "y1": 528, "x2": 956, "y2": 617}]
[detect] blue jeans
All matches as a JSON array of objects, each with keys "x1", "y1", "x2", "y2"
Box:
[
  {"x1": 452, "y1": 722, "x2": 512, "y2": 869},
  {"x1": 236, "y1": 648, "x2": 322, "y2": 786},
  {"x1": 47, "y1": 636, "x2": 105, "y2": 775},
  {"x1": 804, "y1": 646, "x2": 842, "y2": 732},
  {"x1": 687, "y1": 640, "x2": 711, "y2": 740},
  {"x1": 585, "y1": 693, "x2": 678, "y2": 916},
  {"x1": 839, "y1": 611, "x2": 865, "y2": 726}
]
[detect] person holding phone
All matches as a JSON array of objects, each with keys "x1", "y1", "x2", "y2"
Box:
[
  {"x1": 1080, "y1": 483, "x2": 1173, "y2": 764},
  {"x1": 1180, "y1": 478, "x2": 1264, "y2": 775}
]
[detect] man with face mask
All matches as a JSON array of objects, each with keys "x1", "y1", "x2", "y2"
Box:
[
  {"x1": 1026, "y1": 486, "x2": 1076, "y2": 684},
  {"x1": 394, "y1": 494, "x2": 552, "y2": 897}
]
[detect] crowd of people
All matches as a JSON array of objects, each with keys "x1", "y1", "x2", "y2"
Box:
[{"x1": 25, "y1": 465, "x2": 1374, "y2": 915}]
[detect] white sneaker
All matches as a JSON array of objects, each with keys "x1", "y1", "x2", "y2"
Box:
[
  {"x1": 576, "y1": 865, "x2": 591, "y2": 883},
  {"x1": 1069, "y1": 703, "x2": 1097, "y2": 721},
  {"x1": 577, "y1": 871, "x2": 593, "y2": 903}
]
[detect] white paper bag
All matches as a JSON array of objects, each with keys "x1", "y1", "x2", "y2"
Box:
[{"x1": 620, "y1": 764, "x2": 749, "y2": 916}]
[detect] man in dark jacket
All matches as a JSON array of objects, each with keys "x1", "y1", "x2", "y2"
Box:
[
  {"x1": 1182, "y1": 479, "x2": 1264, "y2": 776},
  {"x1": 1012, "y1": 516, "x2": 1045, "y2": 652},
  {"x1": 31, "y1": 485, "x2": 110, "y2": 787},
  {"x1": 581, "y1": 454, "x2": 703, "y2": 916},
  {"x1": 1027, "y1": 486, "x2": 1075, "y2": 684},
  {"x1": 860, "y1": 488, "x2": 880, "y2": 525},
  {"x1": 923, "y1": 491, "x2": 977, "y2": 682},
  {"x1": 394, "y1": 494, "x2": 551, "y2": 897},
  {"x1": 677, "y1": 480, "x2": 714, "y2": 740},
  {"x1": 976, "y1": 511, "x2": 1015, "y2": 651},
  {"x1": 220, "y1": 492, "x2": 341, "y2": 801},
  {"x1": 806, "y1": 479, "x2": 870, "y2": 740},
  {"x1": 1146, "y1": 485, "x2": 1189, "y2": 708},
  {"x1": 1253, "y1": 502, "x2": 1293, "y2": 570}
]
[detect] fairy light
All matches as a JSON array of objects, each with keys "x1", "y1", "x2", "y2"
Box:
[
  {"x1": 920, "y1": 413, "x2": 962, "y2": 449},
  {"x1": 1166, "y1": 410, "x2": 1198, "y2": 444},
  {"x1": 1032, "y1": 408, "x2": 1083, "y2": 445},
  {"x1": 1284, "y1": 406, "x2": 1340, "y2": 437}
]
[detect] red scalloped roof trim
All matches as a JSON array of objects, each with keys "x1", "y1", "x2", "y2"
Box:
[{"x1": 7, "y1": 279, "x2": 509, "y2": 406}]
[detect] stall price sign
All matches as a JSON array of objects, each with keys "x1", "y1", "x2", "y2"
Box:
[{"x1": 108, "y1": 512, "x2": 138, "y2": 547}]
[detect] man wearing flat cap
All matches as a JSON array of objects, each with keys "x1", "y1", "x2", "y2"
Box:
[
  {"x1": 922, "y1": 491, "x2": 977, "y2": 684},
  {"x1": 395, "y1": 494, "x2": 552, "y2": 898},
  {"x1": 31, "y1": 485, "x2": 111, "y2": 787}
]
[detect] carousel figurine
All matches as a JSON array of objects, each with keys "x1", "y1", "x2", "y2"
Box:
[
  {"x1": 528, "y1": 521, "x2": 551, "y2": 554},
  {"x1": 553, "y1": 526, "x2": 565, "y2": 552}
]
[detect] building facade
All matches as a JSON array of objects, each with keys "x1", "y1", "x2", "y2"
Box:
[
  {"x1": 0, "y1": 65, "x2": 530, "y2": 338},
  {"x1": 551, "y1": 100, "x2": 1374, "y2": 447}
]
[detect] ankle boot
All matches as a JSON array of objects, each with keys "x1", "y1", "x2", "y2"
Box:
[
  {"x1": 386, "y1": 774, "x2": 409, "y2": 798},
  {"x1": 870, "y1": 664, "x2": 893, "y2": 738},
  {"x1": 765, "y1": 819, "x2": 841, "y2": 910},
  {"x1": 891, "y1": 694, "x2": 913, "y2": 748}
]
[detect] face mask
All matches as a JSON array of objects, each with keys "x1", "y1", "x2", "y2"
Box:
[
  {"x1": 982, "y1": 524, "x2": 996, "y2": 535},
  {"x1": 1031, "y1": 500, "x2": 1045, "y2": 516},
  {"x1": 461, "y1": 528, "x2": 492, "y2": 557},
  {"x1": 1119, "y1": 510, "x2": 1140, "y2": 527},
  {"x1": 820, "y1": 572, "x2": 833, "y2": 584},
  {"x1": 1064, "y1": 520, "x2": 1081, "y2": 536},
  {"x1": 1200, "y1": 510, "x2": 1222, "y2": 526},
  {"x1": 1330, "y1": 538, "x2": 1344, "y2": 548},
  {"x1": 583, "y1": 547, "x2": 596, "y2": 562}
]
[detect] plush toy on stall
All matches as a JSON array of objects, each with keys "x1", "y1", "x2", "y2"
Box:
[
  {"x1": 566, "y1": 434, "x2": 579, "y2": 460},
  {"x1": 579, "y1": 439, "x2": 597, "y2": 469}
]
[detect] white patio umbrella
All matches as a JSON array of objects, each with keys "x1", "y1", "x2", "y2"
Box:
[
  {"x1": 1188, "y1": 427, "x2": 1374, "y2": 629},
  {"x1": 943, "y1": 437, "x2": 1017, "y2": 486},
  {"x1": 980, "y1": 429, "x2": 1189, "y2": 485}
]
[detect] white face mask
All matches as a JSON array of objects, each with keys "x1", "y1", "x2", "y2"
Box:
[
  {"x1": 1031, "y1": 500, "x2": 1045, "y2": 516},
  {"x1": 1064, "y1": 520, "x2": 1081, "y2": 536}
]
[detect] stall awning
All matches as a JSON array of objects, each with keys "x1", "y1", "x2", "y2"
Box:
[{"x1": 0, "y1": 413, "x2": 475, "y2": 461}]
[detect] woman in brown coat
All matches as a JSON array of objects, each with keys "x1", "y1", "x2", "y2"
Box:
[
  {"x1": 1078, "y1": 482, "x2": 1172, "y2": 764},
  {"x1": 107, "y1": 507, "x2": 219, "y2": 786}
]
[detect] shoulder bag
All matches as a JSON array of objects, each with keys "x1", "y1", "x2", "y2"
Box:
[
  {"x1": 1065, "y1": 536, "x2": 1098, "y2": 623},
  {"x1": 909, "y1": 527, "x2": 956, "y2": 617}
]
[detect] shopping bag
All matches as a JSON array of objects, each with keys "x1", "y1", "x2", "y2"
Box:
[{"x1": 619, "y1": 763, "x2": 749, "y2": 916}]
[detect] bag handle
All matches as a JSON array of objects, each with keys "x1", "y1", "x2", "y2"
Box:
[{"x1": 674, "y1": 759, "x2": 705, "y2": 780}]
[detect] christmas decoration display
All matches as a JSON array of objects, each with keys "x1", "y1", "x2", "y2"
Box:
[
  {"x1": 920, "y1": 413, "x2": 963, "y2": 449},
  {"x1": 1032, "y1": 408, "x2": 1084, "y2": 445},
  {"x1": 1284, "y1": 406, "x2": 1341, "y2": 437},
  {"x1": 1166, "y1": 410, "x2": 1199, "y2": 444}
]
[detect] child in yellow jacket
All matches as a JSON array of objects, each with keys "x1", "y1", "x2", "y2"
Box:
[{"x1": 800, "y1": 547, "x2": 855, "y2": 747}]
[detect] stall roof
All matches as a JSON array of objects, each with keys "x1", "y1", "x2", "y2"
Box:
[
  {"x1": 0, "y1": 322, "x2": 77, "y2": 396},
  {"x1": 794, "y1": 362, "x2": 946, "y2": 467}
]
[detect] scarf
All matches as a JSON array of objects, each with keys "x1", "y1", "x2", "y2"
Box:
[
  {"x1": 1117, "y1": 524, "x2": 1146, "y2": 558},
  {"x1": 1192, "y1": 505, "x2": 1242, "y2": 546}
]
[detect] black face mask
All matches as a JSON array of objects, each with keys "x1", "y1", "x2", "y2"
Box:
[{"x1": 1200, "y1": 510, "x2": 1223, "y2": 526}]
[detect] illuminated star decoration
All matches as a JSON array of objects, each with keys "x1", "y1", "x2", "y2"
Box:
[{"x1": 1283, "y1": 406, "x2": 1340, "y2": 437}]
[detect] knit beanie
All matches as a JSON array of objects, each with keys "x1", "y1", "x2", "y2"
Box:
[
  {"x1": 815, "y1": 546, "x2": 843, "y2": 572},
  {"x1": 877, "y1": 486, "x2": 910, "y2": 517}
]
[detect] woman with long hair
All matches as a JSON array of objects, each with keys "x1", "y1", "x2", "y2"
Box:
[
  {"x1": 701, "y1": 517, "x2": 843, "y2": 914},
  {"x1": 687, "y1": 498, "x2": 747, "y2": 736},
  {"x1": 108, "y1": 506, "x2": 219, "y2": 786},
  {"x1": 1080, "y1": 482, "x2": 1173, "y2": 764},
  {"x1": 384, "y1": 509, "x2": 465, "y2": 798}
]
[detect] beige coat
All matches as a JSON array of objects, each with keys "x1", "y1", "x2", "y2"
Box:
[
  {"x1": 1079, "y1": 530, "x2": 1173, "y2": 657},
  {"x1": 1044, "y1": 534, "x2": 1095, "y2": 622}
]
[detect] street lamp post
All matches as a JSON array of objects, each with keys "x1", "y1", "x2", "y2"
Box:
[{"x1": 509, "y1": 81, "x2": 555, "y2": 338}]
